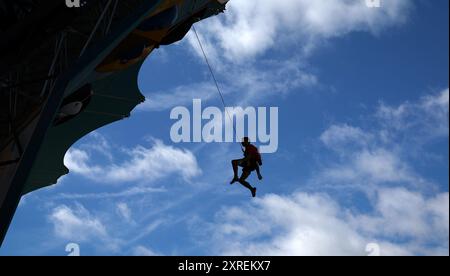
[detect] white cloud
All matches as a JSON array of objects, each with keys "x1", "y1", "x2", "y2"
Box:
[
  {"x1": 132, "y1": 245, "x2": 160, "y2": 256},
  {"x1": 422, "y1": 88, "x2": 449, "y2": 114},
  {"x1": 55, "y1": 186, "x2": 166, "y2": 200},
  {"x1": 126, "y1": 220, "x2": 165, "y2": 245},
  {"x1": 321, "y1": 88, "x2": 449, "y2": 153},
  {"x1": 138, "y1": 82, "x2": 218, "y2": 112},
  {"x1": 354, "y1": 149, "x2": 413, "y2": 183},
  {"x1": 49, "y1": 204, "x2": 108, "y2": 242},
  {"x1": 317, "y1": 89, "x2": 449, "y2": 191},
  {"x1": 106, "y1": 140, "x2": 201, "y2": 183},
  {"x1": 376, "y1": 88, "x2": 449, "y2": 138},
  {"x1": 64, "y1": 138, "x2": 201, "y2": 184},
  {"x1": 48, "y1": 203, "x2": 124, "y2": 252},
  {"x1": 317, "y1": 147, "x2": 422, "y2": 191},
  {"x1": 353, "y1": 188, "x2": 450, "y2": 242},
  {"x1": 225, "y1": 59, "x2": 318, "y2": 105},
  {"x1": 116, "y1": 203, "x2": 133, "y2": 223},
  {"x1": 205, "y1": 190, "x2": 449, "y2": 256},
  {"x1": 139, "y1": 57, "x2": 318, "y2": 110},
  {"x1": 80, "y1": 132, "x2": 115, "y2": 161},
  {"x1": 192, "y1": 0, "x2": 412, "y2": 62},
  {"x1": 320, "y1": 124, "x2": 370, "y2": 149},
  {"x1": 140, "y1": 0, "x2": 413, "y2": 112},
  {"x1": 63, "y1": 148, "x2": 103, "y2": 176}
]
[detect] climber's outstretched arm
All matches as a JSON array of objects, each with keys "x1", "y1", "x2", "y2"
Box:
[{"x1": 255, "y1": 163, "x2": 263, "y2": 180}]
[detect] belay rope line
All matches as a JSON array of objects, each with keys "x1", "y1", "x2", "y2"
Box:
[{"x1": 192, "y1": 25, "x2": 241, "y2": 150}]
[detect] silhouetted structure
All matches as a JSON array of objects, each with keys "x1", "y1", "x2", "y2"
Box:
[{"x1": 0, "y1": 0, "x2": 229, "y2": 245}]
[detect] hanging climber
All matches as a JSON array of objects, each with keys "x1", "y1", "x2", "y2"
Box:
[
  {"x1": 230, "y1": 137, "x2": 263, "y2": 197},
  {"x1": 192, "y1": 27, "x2": 263, "y2": 197}
]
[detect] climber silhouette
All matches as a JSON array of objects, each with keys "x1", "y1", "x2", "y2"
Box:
[{"x1": 230, "y1": 137, "x2": 263, "y2": 197}]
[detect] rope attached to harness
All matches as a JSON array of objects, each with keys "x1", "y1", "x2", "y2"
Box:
[{"x1": 192, "y1": 25, "x2": 241, "y2": 151}]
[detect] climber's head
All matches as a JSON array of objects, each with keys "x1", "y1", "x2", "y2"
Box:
[{"x1": 241, "y1": 137, "x2": 251, "y2": 147}]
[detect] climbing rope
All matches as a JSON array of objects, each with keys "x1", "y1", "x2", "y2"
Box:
[{"x1": 192, "y1": 25, "x2": 239, "y2": 140}]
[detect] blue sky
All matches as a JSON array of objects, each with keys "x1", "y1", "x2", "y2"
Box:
[{"x1": 1, "y1": 0, "x2": 448, "y2": 256}]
